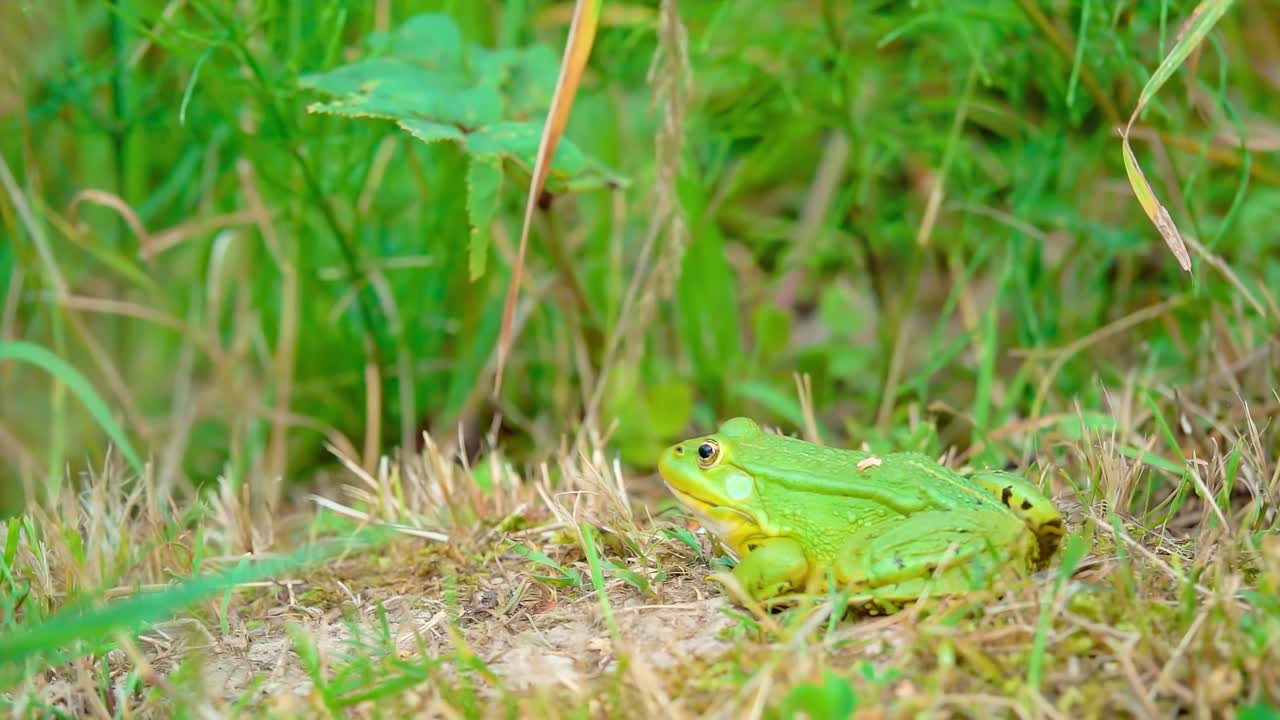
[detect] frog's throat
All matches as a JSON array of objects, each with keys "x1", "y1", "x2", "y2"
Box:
[{"x1": 664, "y1": 484, "x2": 757, "y2": 539}]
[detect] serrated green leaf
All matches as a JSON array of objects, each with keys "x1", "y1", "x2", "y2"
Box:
[
  {"x1": 0, "y1": 341, "x2": 144, "y2": 475},
  {"x1": 466, "y1": 122, "x2": 590, "y2": 176},
  {"x1": 498, "y1": 46, "x2": 561, "y2": 118},
  {"x1": 299, "y1": 12, "x2": 624, "y2": 197},
  {"x1": 467, "y1": 156, "x2": 503, "y2": 280},
  {"x1": 362, "y1": 13, "x2": 464, "y2": 63},
  {"x1": 301, "y1": 57, "x2": 504, "y2": 127},
  {"x1": 397, "y1": 119, "x2": 466, "y2": 145}
]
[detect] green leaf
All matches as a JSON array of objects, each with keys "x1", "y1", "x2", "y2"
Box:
[
  {"x1": 779, "y1": 671, "x2": 859, "y2": 720},
  {"x1": 647, "y1": 382, "x2": 693, "y2": 439},
  {"x1": 299, "y1": 12, "x2": 625, "y2": 196},
  {"x1": 465, "y1": 122, "x2": 599, "y2": 185},
  {"x1": 509, "y1": 543, "x2": 581, "y2": 587},
  {"x1": 730, "y1": 381, "x2": 807, "y2": 432},
  {"x1": 752, "y1": 303, "x2": 791, "y2": 361},
  {"x1": 302, "y1": 57, "x2": 504, "y2": 128},
  {"x1": 661, "y1": 527, "x2": 703, "y2": 558},
  {"x1": 602, "y1": 365, "x2": 693, "y2": 467},
  {"x1": 818, "y1": 285, "x2": 863, "y2": 338},
  {"x1": 362, "y1": 13, "x2": 465, "y2": 63},
  {"x1": 1238, "y1": 702, "x2": 1280, "y2": 720},
  {"x1": 0, "y1": 341, "x2": 144, "y2": 475},
  {"x1": 675, "y1": 170, "x2": 742, "y2": 398},
  {"x1": 467, "y1": 155, "x2": 503, "y2": 280},
  {"x1": 398, "y1": 119, "x2": 466, "y2": 145}
]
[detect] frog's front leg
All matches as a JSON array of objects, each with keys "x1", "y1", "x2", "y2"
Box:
[{"x1": 727, "y1": 537, "x2": 809, "y2": 602}]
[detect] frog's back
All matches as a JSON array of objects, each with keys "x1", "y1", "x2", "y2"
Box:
[{"x1": 727, "y1": 428, "x2": 1001, "y2": 515}]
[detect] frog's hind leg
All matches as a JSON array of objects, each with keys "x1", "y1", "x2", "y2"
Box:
[
  {"x1": 967, "y1": 470, "x2": 1064, "y2": 569},
  {"x1": 831, "y1": 509, "x2": 1037, "y2": 610}
]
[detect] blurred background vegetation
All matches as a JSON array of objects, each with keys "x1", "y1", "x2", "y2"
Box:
[{"x1": 2, "y1": 0, "x2": 1277, "y2": 517}]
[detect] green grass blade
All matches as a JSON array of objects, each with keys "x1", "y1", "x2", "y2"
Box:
[
  {"x1": 0, "y1": 527, "x2": 394, "y2": 686},
  {"x1": 1027, "y1": 533, "x2": 1088, "y2": 693},
  {"x1": 1131, "y1": 0, "x2": 1237, "y2": 118},
  {"x1": 0, "y1": 341, "x2": 145, "y2": 475},
  {"x1": 579, "y1": 524, "x2": 621, "y2": 647},
  {"x1": 1120, "y1": 0, "x2": 1236, "y2": 273}
]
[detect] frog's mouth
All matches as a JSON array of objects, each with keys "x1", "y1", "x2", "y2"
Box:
[
  {"x1": 662, "y1": 482, "x2": 755, "y2": 537},
  {"x1": 664, "y1": 483, "x2": 716, "y2": 513}
]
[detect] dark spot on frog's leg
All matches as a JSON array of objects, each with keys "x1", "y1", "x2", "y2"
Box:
[
  {"x1": 1001, "y1": 486, "x2": 1014, "y2": 507},
  {"x1": 894, "y1": 556, "x2": 905, "y2": 570},
  {"x1": 1021, "y1": 499, "x2": 1033, "y2": 510}
]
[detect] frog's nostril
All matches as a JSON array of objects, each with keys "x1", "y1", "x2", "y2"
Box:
[{"x1": 674, "y1": 445, "x2": 684, "y2": 455}]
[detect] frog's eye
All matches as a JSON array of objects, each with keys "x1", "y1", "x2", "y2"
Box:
[{"x1": 696, "y1": 440, "x2": 720, "y2": 467}]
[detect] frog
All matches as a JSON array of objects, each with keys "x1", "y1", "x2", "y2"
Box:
[{"x1": 658, "y1": 417, "x2": 1064, "y2": 613}]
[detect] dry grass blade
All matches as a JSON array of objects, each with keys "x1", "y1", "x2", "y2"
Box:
[
  {"x1": 1118, "y1": 0, "x2": 1236, "y2": 274},
  {"x1": 494, "y1": 0, "x2": 602, "y2": 395},
  {"x1": 65, "y1": 188, "x2": 266, "y2": 260}
]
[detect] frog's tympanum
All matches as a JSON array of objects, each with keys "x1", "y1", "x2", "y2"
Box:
[{"x1": 658, "y1": 417, "x2": 1064, "y2": 613}]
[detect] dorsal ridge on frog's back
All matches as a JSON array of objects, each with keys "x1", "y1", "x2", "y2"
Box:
[
  {"x1": 715, "y1": 417, "x2": 1004, "y2": 516},
  {"x1": 721, "y1": 419, "x2": 871, "y2": 471}
]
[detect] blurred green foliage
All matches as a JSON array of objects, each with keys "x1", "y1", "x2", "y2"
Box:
[{"x1": 2, "y1": 0, "x2": 1278, "y2": 513}]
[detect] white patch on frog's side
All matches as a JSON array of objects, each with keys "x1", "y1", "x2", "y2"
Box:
[{"x1": 723, "y1": 469, "x2": 754, "y2": 500}]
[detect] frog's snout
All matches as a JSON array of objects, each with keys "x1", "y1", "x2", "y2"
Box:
[{"x1": 657, "y1": 443, "x2": 687, "y2": 483}]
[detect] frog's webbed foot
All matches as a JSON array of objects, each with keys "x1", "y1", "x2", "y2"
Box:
[{"x1": 713, "y1": 537, "x2": 809, "y2": 604}]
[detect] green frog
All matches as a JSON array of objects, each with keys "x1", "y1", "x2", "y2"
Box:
[{"x1": 658, "y1": 417, "x2": 1064, "y2": 613}]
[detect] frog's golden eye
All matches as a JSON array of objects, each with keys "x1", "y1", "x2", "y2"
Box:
[{"x1": 697, "y1": 440, "x2": 720, "y2": 467}]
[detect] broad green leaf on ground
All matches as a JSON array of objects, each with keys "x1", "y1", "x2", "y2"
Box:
[
  {"x1": 0, "y1": 341, "x2": 144, "y2": 475},
  {"x1": 298, "y1": 11, "x2": 624, "y2": 284},
  {"x1": 1119, "y1": 0, "x2": 1236, "y2": 273}
]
